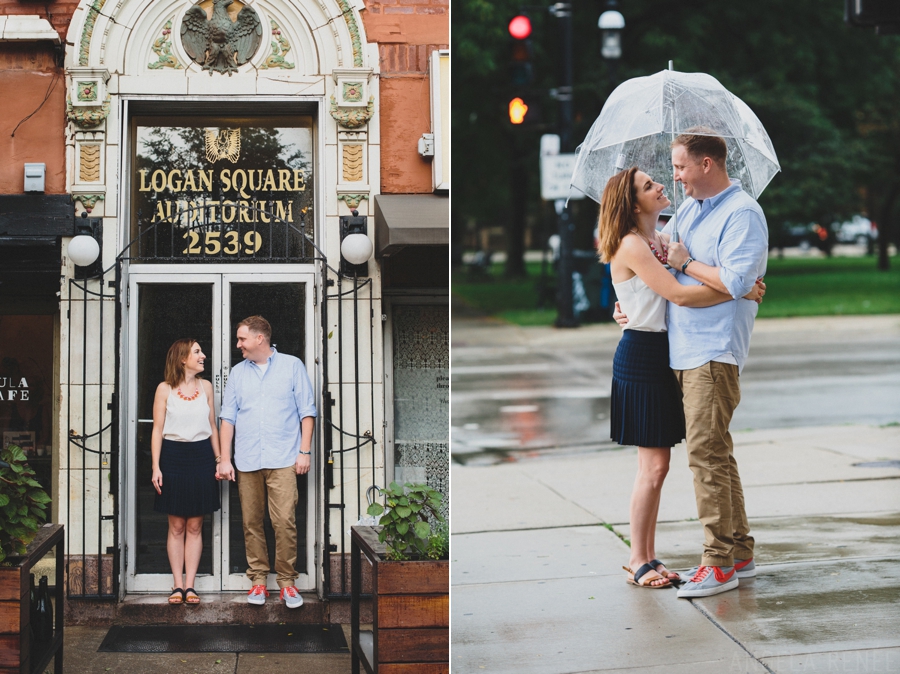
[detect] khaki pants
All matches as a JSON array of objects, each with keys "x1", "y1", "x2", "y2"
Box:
[
  {"x1": 675, "y1": 362, "x2": 754, "y2": 567},
  {"x1": 236, "y1": 467, "x2": 298, "y2": 588}
]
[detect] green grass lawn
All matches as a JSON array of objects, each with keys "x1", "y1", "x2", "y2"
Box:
[{"x1": 453, "y1": 255, "x2": 900, "y2": 326}]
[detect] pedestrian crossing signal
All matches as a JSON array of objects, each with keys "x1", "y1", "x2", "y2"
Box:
[{"x1": 509, "y1": 98, "x2": 529, "y2": 124}]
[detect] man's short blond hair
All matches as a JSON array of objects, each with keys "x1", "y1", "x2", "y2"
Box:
[
  {"x1": 238, "y1": 315, "x2": 272, "y2": 343},
  {"x1": 672, "y1": 126, "x2": 727, "y2": 169}
]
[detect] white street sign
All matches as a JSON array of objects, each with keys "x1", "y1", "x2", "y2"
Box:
[{"x1": 540, "y1": 154, "x2": 584, "y2": 201}]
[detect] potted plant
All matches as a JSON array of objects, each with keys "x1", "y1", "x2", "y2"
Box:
[
  {"x1": 350, "y1": 482, "x2": 449, "y2": 673},
  {"x1": 367, "y1": 481, "x2": 447, "y2": 561},
  {"x1": 1, "y1": 444, "x2": 55, "y2": 673},
  {"x1": 0, "y1": 444, "x2": 51, "y2": 565}
]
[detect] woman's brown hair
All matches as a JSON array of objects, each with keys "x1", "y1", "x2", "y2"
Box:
[
  {"x1": 596, "y1": 167, "x2": 638, "y2": 263},
  {"x1": 164, "y1": 338, "x2": 201, "y2": 388}
]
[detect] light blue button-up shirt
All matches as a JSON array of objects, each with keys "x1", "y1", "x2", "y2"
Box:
[
  {"x1": 662, "y1": 181, "x2": 768, "y2": 373},
  {"x1": 219, "y1": 348, "x2": 317, "y2": 472}
]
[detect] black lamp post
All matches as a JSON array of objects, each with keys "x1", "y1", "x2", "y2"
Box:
[
  {"x1": 599, "y1": 0, "x2": 625, "y2": 88},
  {"x1": 550, "y1": 2, "x2": 577, "y2": 328}
]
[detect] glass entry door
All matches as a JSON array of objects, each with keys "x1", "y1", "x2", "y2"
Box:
[{"x1": 125, "y1": 268, "x2": 316, "y2": 593}]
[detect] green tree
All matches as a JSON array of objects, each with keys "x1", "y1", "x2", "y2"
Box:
[{"x1": 454, "y1": 0, "x2": 900, "y2": 273}]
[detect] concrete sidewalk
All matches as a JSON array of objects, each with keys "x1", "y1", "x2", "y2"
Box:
[{"x1": 451, "y1": 423, "x2": 900, "y2": 673}]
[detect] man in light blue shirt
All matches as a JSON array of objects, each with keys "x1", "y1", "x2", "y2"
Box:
[
  {"x1": 218, "y1": 315, "x2": 316, "y2": 608},
  {"x1": 625, "y1": 130, "x2": 767, "y2": 598}
]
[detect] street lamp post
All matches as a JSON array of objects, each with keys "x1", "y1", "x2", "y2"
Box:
[
  {"x1": 551, "y1": 2, "x2": 578, "y2": 328},
  {"x1": 599, "y1": 1, "x2": 625, "y2": 88}
]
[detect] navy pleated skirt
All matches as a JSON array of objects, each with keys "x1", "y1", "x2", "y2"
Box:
[
  {"x1": 154, "y1": 438, "x2": 221, "y2": 518},
  {"x1": 610, "y1": 330, "x2": 686, "y2": 448}
]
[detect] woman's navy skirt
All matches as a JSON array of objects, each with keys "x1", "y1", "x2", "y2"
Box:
[
  {"x1": 610, "y1": 329, "x2": 686, "y2": 448},
  {"x1": 154, "y1": 438, "x2": 221, "y2": 518}
]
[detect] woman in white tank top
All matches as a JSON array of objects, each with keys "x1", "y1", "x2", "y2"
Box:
[
  {"x1": 150, "y1": 339, "x2": 222, "y2": 605},
  {"x1": 597, "y1": 168, "x2": 764, "y2": 589}
]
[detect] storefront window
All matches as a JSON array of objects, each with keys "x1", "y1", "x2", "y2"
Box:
[
  {"x1": 0, "y1": 316, "x2": 54, "y2": 501},
  {"x1": 130, "y1": 116, "x2": 314, "y2": 262},
  {"x1": 391, "y1": 305, "x2": 449, "y2": 519}
]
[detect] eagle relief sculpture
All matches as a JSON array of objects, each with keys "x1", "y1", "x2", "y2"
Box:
[{"x1": 181, "y1": 0, "x2": 263, "y2": 76}]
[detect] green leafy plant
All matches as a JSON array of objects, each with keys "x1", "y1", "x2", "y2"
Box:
[
  {"x1": 425, "y1": 520, "x2": 449, "y2": 561},
  {"x1": 0, "y1": 445, "x2": 51, "y2": 564},
  {"x1": 366, "y1": 482, "x2": 446, "y2": 561}
]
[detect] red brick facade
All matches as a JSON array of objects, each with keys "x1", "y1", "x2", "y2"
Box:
[
  {"x1": 361, "y1": 0, "x2": 448, "y2": 194},
  {"x1": 0, "y1": 0, "x2": 78, "y2": 40}
]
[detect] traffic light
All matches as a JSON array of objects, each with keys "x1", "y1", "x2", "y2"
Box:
[
  {"x1": 507, "y1": 14, "x2": 541, "y2": 125},
  {"x1": 509, "y1": 97, "x2": 529, "y2": 124},
  {"x1": 508, "y1": 15, "x2": 533, "y2": 88}
]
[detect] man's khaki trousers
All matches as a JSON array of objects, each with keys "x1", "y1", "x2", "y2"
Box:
[
  {"x1": 236, "y1": 466, "x2": 298, "y2": 588},
  {"x1": 675, "y1": 361, "x2": 754, "y2": 567}
]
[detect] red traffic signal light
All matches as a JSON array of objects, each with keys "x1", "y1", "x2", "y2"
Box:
[{"x1": 508, "y1": 15, "x2": 532, "y2": 40}]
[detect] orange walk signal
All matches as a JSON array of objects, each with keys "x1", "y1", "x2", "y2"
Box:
[{"x1": 509, "y1": 97, "x2": 529, "y2": 124}]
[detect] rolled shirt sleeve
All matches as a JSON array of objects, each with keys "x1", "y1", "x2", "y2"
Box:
[
  {"x1": 717, "y1": 207, "x2": 769, "y2": 299},
  {"x1": 219, "y1": 369, "x2": 238, "y2": 426},
  {"x1": 293, "y1": 358, "x2": 317, "y2": 420}
]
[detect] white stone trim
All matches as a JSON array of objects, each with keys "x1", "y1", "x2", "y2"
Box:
[{"x1": 0, "y1": 15, "x2": 60, "y2": 43}]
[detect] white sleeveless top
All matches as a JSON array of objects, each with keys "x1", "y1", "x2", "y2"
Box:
[
  {"x1": 163, "y1": 384, "x2": 212, "y2": 442},
  {"x1": 612, "y1": 274, "x2": 668, "y2": 333}
]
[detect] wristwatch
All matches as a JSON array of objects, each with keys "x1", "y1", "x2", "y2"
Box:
[
  {"x1": 298, "y1": 450, "x2": 311, "y2": 455},
  {"x1": 681, "y1": 257, "x2": 694, "y2": 273}
]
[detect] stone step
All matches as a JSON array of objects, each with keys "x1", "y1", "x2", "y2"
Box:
[{"x1": 66, "y1": 592, "x2": 350, "y2": 627}]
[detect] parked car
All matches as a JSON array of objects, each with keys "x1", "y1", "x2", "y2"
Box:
[
  {"x1": 770, "y1": 222, "x2": 831, "y2": 252},
  {"x1": 832, "y1": 215, "x2": 878, "y2": 245}
]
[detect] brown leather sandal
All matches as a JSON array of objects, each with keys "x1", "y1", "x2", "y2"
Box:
[
  {"x1": 168, "y1": 588, "x2": 185, "y2": 604},
  {"x1": 651, "y1": 559, "x2": 682, "y2": 583},
  {"x1": 184, "y1": 588, "x2": 200, "y2": 605},
  {"x1": 623, "y1": 564, "x2": 671, "y2": 588}
]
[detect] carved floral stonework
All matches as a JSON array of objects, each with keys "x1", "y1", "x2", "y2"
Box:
[
  {"x1": 330, "y1": 95, "x2": 374, "y2": 129},
  {"x1": 336, "y1": 0, "x2": 363, "y2": 67},
  {"x1": 66, "y1": 95, "x2": 111, "y2": 128},
  {"x1": 260, "y1": 19, "x2": 294, "y2": 70},
  {"x1": 343, "y1": 82, "x2": 363, "y2": 103},
  {"x1": 79, "y1": 145, "x2": 101, "y2": 182},
  {"x1": 337, "y1": 194, "x2": 368, "y2": 209},
  {"x1": 76, "y1": 81, "x2": 98, "y2": 102},
  {"x1": 148, "y1": 20, "x2": 184, "y2": 70},
  {"x1": 75, "y1": 194, "x2": 105, "y2": 212},
  {"x1": 79, "y1": 0, "x2": 108, "y2": 66},
  {"x1": 181, "y1": 0, "x2": 263, "y2": 76},
  {"x1": 342, "y1": 144, "x2": 363, "y2": 182}
]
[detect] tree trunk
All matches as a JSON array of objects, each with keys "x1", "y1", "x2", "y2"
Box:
[{"x1": 876, "y1": 182, "x2": 899, "y2": 271}]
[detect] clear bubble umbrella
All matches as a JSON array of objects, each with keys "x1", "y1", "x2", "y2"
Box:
[{"x1": 569, "y1": 68, "x2": 780, "y2": 240}]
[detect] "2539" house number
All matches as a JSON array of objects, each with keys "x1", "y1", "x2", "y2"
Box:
[{"x1": 182, "y1": 230, "x2": 263, "y2": 255}]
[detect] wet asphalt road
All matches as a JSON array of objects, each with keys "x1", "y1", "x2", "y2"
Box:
[{"x1": 451, "y1": 314, "x2": 900, "y2": 464}]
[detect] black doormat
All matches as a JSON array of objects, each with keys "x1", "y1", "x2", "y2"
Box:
[{"x1": 98, "y1": 624, "x2": 348, "y2": 653}]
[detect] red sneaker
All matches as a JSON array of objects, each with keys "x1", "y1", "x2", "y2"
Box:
[
  {"x1": 247, "y1": 584, "x2": 269, "y2": 605},
  {"x1": 280, "y1": 585, "x2": 304, "y2": 609}
]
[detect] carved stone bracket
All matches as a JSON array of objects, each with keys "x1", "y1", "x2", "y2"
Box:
[
  {"x1": 330, "y1": 95, "x2": 374, "y2": 129},
  {"x1": 73, "y1": 193, "x2": 105, "y2": 212},
  {"x1": 337, "y1": 193, "x2": 368, "y2": 209},
  {"x1": 66, "y1": 95, "x2": 111, "y2": 129}
]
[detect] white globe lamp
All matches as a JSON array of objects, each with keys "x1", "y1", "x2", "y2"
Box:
[
  {"x1": 68, "y1": 234, "x2": 101, "y2": 267},
  {"x1": 340, "y1": 232, "x2": 373, "y2": 266}
]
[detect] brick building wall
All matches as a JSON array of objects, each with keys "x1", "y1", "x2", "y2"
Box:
[
  {"x1": 0, "y1": 3, "x2": 69, "y2": 194},
  {"x1": 361, "y1": 0, "x2": 448, "y2": 194}
]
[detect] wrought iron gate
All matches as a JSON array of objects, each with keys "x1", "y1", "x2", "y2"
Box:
[{"x1": 65, "y1": 206, "x2": 378, "y2": 599}]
